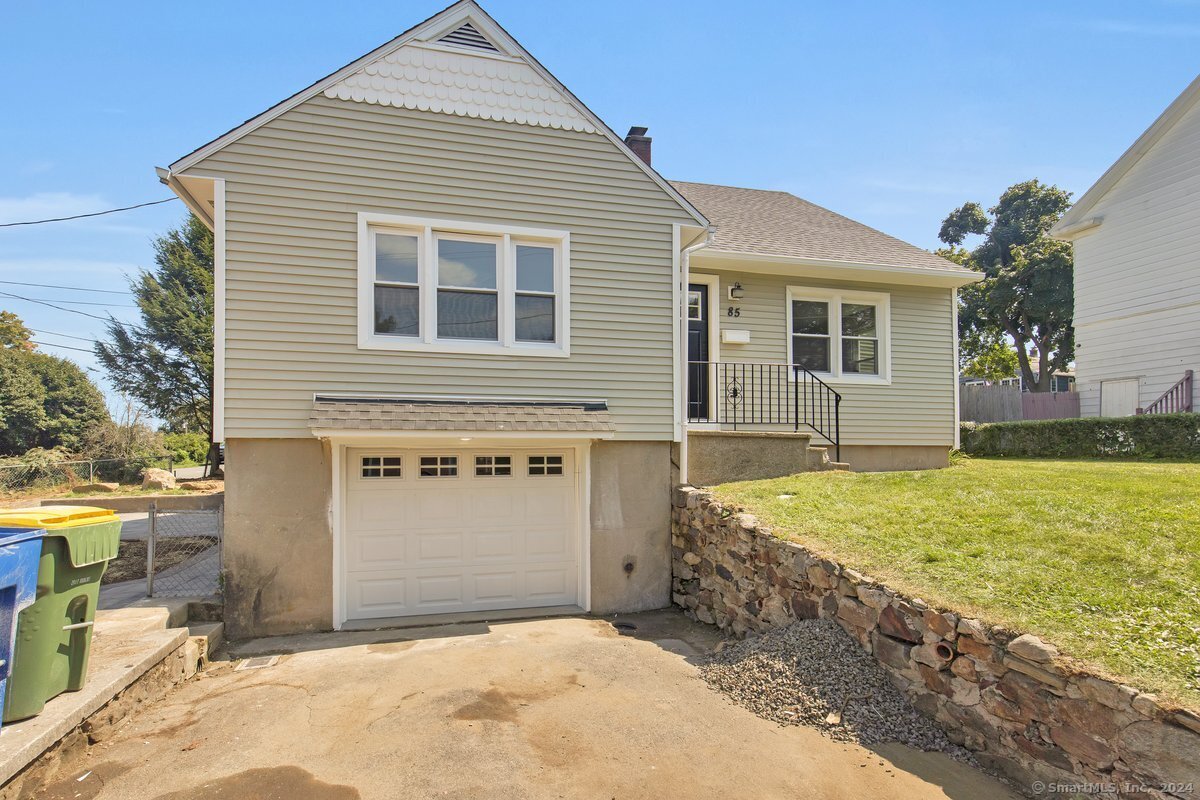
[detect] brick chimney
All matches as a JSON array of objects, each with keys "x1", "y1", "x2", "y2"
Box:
[{"x1": 625, "y1": 126, "x2": 651, "y2": 166}]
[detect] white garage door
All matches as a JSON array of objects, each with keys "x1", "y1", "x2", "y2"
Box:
[{"x1": 343, "y1": 447, "x2": 580, "y2": 620}]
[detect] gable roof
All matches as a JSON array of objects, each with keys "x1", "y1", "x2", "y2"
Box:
[
  {"x1": 163, "y1": 0, "x2": 707, "y2": 227},
  {"x1": 672, "y1": 181, "x2": 966, "y2": 273},
  {"x1": 1052, "y1": 72, "x2": 1200, "y2": 238}
]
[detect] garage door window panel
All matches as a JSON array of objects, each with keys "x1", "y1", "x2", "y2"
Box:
[
  {"x1": 528, "y1": 455, "x2": 565, "y2": 476},
  {"x1": 475, "y1": 455, "x2": 513, "y2": 477},
  {"x1": 361, "y1": 456, "x2": 403, "y2": 478},
  {"x1": 419, "y1": 455, "x2": 459, "y2": 478}
]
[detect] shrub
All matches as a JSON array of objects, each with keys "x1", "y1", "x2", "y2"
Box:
[
  {"x1": 959, "y1": 414, "x2": 1200, "y2": 459},
  {"x1": 162, "y1": 432, "x2": 209, "y2": 466}
]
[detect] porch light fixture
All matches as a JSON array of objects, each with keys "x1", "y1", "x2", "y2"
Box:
[
  {"x1": 459, "y1": 437, "x2": 473, "y2": 442},
  {"x1": 728, "y1": 282, "x2": 745, "y2": 300}
]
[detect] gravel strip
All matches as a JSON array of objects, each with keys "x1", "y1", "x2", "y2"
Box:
[{"x1": 700, "y1": 619, "x2": 974, "y2": 761}]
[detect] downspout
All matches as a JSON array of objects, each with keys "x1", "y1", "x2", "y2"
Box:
[{"x1": 678, "y1": 228, "x2": 715, "y2": 486}]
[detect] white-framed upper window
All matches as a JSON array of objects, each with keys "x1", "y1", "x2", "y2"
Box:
[
  {"x1": 358, "y1": 212, "x2": 569, "y2": 356},
  {"x1": 787, "y1": 287, "x2": 890, "y2": 382}
]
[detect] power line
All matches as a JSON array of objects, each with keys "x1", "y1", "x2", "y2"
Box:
[
  {"x1": 0, "y1": 197, "x2": 178, "y2": 228},
  {"x1": 0, "y1": 280, "x2": 128, "y2": 295},
  {"x1": 31, "y1": 339, "x2": 95, "y2": 354},
  {"x1": 0, "y1": 290, "x2": 146, "y2": 332},
  {"x1": 29, "y1": 328, "x2": 99, "y2": 344},
  {"x1": 5, "y1": 294, "x2": 135, "y2": 308}
]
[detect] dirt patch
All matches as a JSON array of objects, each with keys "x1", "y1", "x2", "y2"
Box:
[
  {"x1": 102, "y1": 537, "x2": 218, "y2": 584},
  {"x1": 149, "y1": 766, "x2": 360, "y2": 800},
  {"x1": 364, "y1": 639, "x2": 417, "y2": 654},
  {"x1": 36, "y1": 761, "x2": 132, "y2": 800},
  {"x1": 450, "y1": 673, "x2": 581, "y2": 723}
]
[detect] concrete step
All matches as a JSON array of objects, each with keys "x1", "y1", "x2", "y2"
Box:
[
  {"x1": 828, "y1": 461, "x2": 851, "y2": 471},
  {"x1": 187, "y1": 621, "x2": 225, "y2": 666}
]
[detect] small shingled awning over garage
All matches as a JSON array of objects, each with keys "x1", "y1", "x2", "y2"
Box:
[{"x1": 309, "y1": 396, "x2": 616, "y2": 435}]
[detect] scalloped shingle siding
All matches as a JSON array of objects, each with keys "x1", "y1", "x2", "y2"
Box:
[{"x1": 324, "y1": 43, "x2": 596, "y2": 133}]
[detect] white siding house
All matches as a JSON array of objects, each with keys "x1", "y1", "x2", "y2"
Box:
[{"x1": 1052, "y1": 74, "x2": 1200, "y2": 417}]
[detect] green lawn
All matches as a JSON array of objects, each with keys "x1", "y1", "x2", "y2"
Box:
[{"x1": 712, "y1": 457, "x2": 1200, "y2": 704}]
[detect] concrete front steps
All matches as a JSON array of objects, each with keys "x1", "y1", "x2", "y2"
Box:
[
  {"x1": 683, "y1": 430, "x2": 849, "y2": 486},
  {"x1": 0, "y1": 598, "x2": 223, "y2": 798}
]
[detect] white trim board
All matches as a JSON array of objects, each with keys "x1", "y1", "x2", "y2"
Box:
[
  {"x1": 212, "y1": 178, "x2": 226, "y2": 443},
  {"x1": 162, "y1": 0, "x2": 708, "y2": 229}
]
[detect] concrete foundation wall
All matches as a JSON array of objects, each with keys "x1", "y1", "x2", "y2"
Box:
[
  {"x1": 684, "y1": 431, "x2": 816, "y2": 486},
  {"x1": 223, "y1": 438, "x2": 673, "y2": 636},
  {"x1": 223, "y1": 438, "x2": 334, "y2": 638},
  {"x1": 588, "y1": 440, "x2": 673, "y2": 615},
  {"x1": 840, "y1": 445, "x2": 949, "y2": 472}
]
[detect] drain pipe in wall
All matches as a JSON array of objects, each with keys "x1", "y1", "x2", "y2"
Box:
[{"x1": 678, "y1": 228, "x2": 715, "y2": 486}]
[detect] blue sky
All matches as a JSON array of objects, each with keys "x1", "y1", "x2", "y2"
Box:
[{"x1": 1, "y1": 0, "x2": 1197, "y2": 406}]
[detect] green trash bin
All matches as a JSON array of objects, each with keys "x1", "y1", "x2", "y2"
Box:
[{"x1": 0, "y1": 506, "x2": 121, "y2": 722}]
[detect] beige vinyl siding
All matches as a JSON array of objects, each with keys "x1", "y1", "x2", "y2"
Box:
[
  {"x1": 692, "y1": 269, "x2": 956, "y2": 447},
  {"x1": 182, "y1": 95, "x2": 695, "y2": 440},
  {"x1": 1071, "y1": 96, "x2": 1200, "y2": 417}
]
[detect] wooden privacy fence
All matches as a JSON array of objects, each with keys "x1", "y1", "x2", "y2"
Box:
[{"x1": 960, "y1": 384, "x2": 1080, "y2": 423}]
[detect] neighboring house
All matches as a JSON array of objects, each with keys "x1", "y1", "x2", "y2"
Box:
[
  {"x1": 1051, "y1": 73, "x2": 1200, "y2": 418},
  {"x1": 960, "y1": 370, "x2": 1075, "y2": 394},
  {"x1": 158, "y1": 0, "x2": 977, "y2": 636}
]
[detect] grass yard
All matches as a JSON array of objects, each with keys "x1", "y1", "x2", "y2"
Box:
[{"x1": 712, "y1": 457, "x2": 1200, "y2": 704}]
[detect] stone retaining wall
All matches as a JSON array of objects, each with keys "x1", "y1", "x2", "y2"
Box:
[{"x1": 671, "y1": 485, "x2": 1200, "y2": 798}]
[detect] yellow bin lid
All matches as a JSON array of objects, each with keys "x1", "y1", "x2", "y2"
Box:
[{"x1": 0, "y1": 505, "x2": 120, "y2": 529}]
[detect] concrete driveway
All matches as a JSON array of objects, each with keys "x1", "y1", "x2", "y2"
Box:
[{"x1": 41, "y1": 611, "x2": 1018, "y2": 800}]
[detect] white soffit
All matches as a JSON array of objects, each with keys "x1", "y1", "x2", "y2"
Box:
[{"x1": 323, "y1": 41, "x2": 596, "y2": 134}]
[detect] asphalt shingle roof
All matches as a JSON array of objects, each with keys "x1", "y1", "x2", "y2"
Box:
[
  {"x1": 310, "y1": 397, "x2": 614, "y2": 433},
  {"x1": 670, "y1": 181, "x2": 961, "y2": 272}
]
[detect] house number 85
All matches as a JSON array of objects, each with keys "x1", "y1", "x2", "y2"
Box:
[{"x1": 727, "y1": 306, "x2": 742, "y2": 317}]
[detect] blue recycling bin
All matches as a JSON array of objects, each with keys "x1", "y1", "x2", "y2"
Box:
[{"x1": 0, "y1": 527, "x2": 45, "y2": 731}]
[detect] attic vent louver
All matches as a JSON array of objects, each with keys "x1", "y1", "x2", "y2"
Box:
[{"x1": 437, "y1": 22, "x2": 500, "y2": 53}]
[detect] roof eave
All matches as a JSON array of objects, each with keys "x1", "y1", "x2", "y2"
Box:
[
  {"x1": 1056, "y1": 71, "x2": 1200, "y2": 230},
  {"x1": 1049, "y1": 215, "x2": 1104, "y2": 241},
  {"x1": 693, "y1": 248, "x2": 982, "y2": 288}
]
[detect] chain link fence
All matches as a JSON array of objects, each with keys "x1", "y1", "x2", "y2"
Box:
[
  {"x1": 147, "y1": 503, "x2": 223, "y2": 598},
  {"x1": 0, "y1": 457, "x2": 216, "y2": 494}
]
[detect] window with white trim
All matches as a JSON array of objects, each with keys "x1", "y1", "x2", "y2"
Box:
[
  {"x1": 418, "y1": 455, "x2": 458, "y2": 478},
  {"x1": 474, "y1": 455, "x2": 512, "y2": 477},
  {"x1": 361, "y1": 456, "x2": 403, "y2": 478},
  {"x1": 787, "y1": 287, "x2": 890, "y2": 381},
  {"x1": 359, "y1": 214, "x2": 569, "y2": 356},
  {"x1": 527, "y1": 454, "x2": 564, "y2": 476}
]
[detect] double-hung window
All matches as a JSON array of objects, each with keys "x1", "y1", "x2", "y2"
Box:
[
  {"x1": 787, "y1": 287, "x2": 890, "y2": 382},
  {"x1": 358, "y1": 213, "x2": 569, "y2": 356},
  {"x1": 436, "y1": 235, "x2": 499, "y2": 340}
]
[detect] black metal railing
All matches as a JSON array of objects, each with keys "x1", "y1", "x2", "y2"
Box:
[{"x1": 687, "y1": 361, "x2": 842, "y2": 461}]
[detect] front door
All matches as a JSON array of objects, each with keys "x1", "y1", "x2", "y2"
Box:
[{"x1": 687, "y1": 284, "x2": 710, "y2": 420}]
